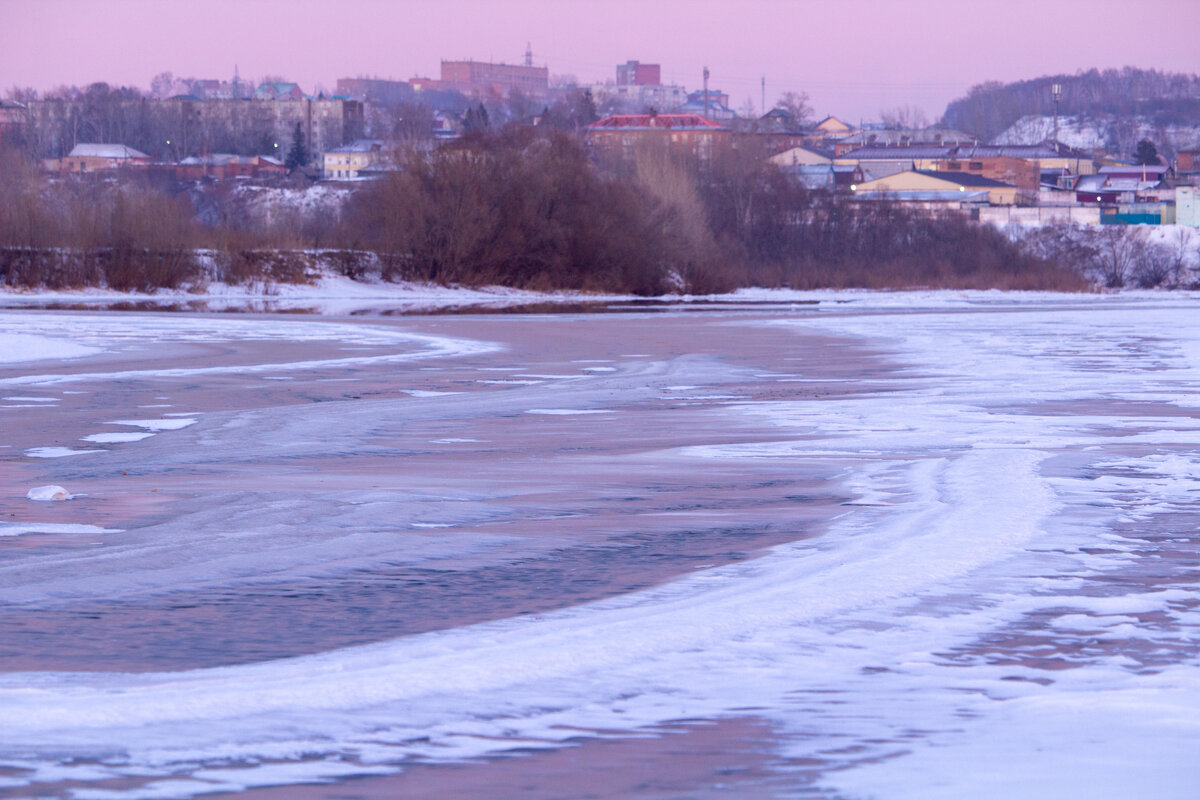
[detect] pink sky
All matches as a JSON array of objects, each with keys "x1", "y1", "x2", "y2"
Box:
[{"x1": 3, "y1": 0, "x2": 1198, "y2": 121}]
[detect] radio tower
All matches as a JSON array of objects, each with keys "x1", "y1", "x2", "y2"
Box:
[
  {"x1": 525, "y1": 42, "x2": 533, "y2": 67},
  {"x1": 703, "y1": 66, "x2": 710, "y2": 119},
  {"x1": 1052, "y1": 83, "x2": 1062, "y2": 151}
]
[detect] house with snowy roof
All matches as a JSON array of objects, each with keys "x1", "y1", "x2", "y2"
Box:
[
  {"x1": 43, "y1": 143, "x2": 151, "y2": 173},
  {"x1": 175, "y1": 154, "x2": 287, "y2": 180},
  {"x1": 850, "y1": 170, "x2": 1022, "y2": 205}
]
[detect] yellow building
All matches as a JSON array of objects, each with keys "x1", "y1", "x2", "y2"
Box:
[
  {"x1": 768, "y1": 146, "x2": 832, "y2": 167},
  {"x1": 851, "y1": 170, "x2": 1022, "y2": 205},
  {"x1": 814, "y1": 115, "x2": 854, "y2": 135},
  {"x1": 323, "y1": 139, "x2": 386, "y2": 180}
]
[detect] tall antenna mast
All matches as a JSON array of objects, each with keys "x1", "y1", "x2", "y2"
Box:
[
  {"x1": 525, "y1": 42, "x2": 533, "y2": 67},
  {"x1": 703, "y1": 66, "x2": 710, "y2": 119},
  {"x1": 761, "y1": 75, "x2": 765, "y2": 117},
  {"x1": 1052, "y1": 83, "x2": 1062, "y2": 150}
]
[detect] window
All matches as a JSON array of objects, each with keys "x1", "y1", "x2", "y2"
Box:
[{"x1": 969, "y1": 161, "x2": 983, "y2": 171}]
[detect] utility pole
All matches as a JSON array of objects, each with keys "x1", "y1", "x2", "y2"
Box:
[{"x1": 703, "y1": 66, "x2": 710, "y2": 120}]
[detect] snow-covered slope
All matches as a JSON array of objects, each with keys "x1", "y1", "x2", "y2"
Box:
[{"x1": 993, "y1": 114, "x2": 1200, "y2": 155}]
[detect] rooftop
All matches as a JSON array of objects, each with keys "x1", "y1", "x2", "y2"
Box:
[
  {"x1": 841, "y1": 145, "x2": 958, "y2": 160},
  {"x1": 587, "y1": 114, "x2": 727, "y2": 131},
  {"x1": 68, "y1": 143, "x2": 149, "y2": 159},
  {"x1": 326, "y1": 139, "x2": 386, "y2": 154},
  {"x1": 1099, "y1": 164, "x2": 1170, "y2": 176},
  {"x1": 914, "y1": 170, "x2": 1014, "y2": 188}
]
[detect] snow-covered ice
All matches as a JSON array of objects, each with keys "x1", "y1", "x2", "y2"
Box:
[
  {"x1": 25, "y1": 485, "x2": 73, "y2": 501},
  {"x1": 25, "y1": 446, "x2": 103, "y2": 458},
  {"x1": 2, "y1": 295, "x2": 1199, "y2": 798}
]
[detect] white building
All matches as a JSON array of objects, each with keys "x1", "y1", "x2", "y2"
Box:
[
  {"x1": 1178, "y1": 187, "x2": 1199, "y2": 227},
  {"x1": 587, "y1": 82, "x2": 688, "y2": 114}
]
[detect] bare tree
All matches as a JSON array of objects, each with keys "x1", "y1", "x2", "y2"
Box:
[
  {"x1": 1096, "y1": 226, "x2": 1140, "y2": 288},
  {"x1": 149, "y1": 72, "x2": 176, "y2": 100},
  {"x1": 5, "y1": 86, "x2": 38, "y2": 103},
  {"x1": 773, "y1": 91, "x2": 813, "y2": 127},
  {"x1": 880, "y1": 105, "x2": 930, "y2": 130}
]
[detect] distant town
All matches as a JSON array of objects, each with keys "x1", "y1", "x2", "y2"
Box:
[{"x1": 2, "y1": 53, "x2": 1197, "y2": 230}]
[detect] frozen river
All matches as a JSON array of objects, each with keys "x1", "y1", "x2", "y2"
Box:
[{"x1": 0, "y1": 296, "x2": 1198, "y2": 798}]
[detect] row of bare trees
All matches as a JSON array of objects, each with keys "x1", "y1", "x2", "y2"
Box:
[
  {"x1": 1019, "y1": 225, "x2": 1195, "y2": 289},
  {"x1": 0, "y1": 150, "x2": 199, "y2": 291},
  {"x1": 1, "y1": 128, "x2": 1102, "y2": 294}
]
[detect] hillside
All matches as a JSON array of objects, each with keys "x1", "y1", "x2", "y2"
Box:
[
  {"x1": 940, "y1": 67, "x2": 1200, "y2": 145},
  {"x1": 993, "y1": 114, "x2": 1200, "y2": 157}
]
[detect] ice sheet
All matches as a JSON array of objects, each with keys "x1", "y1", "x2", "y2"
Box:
[
  {"x1": 3, "y1": 299, "x2": 1200, "y2": 798},
  {"x1": 0, "y1": 332, "x2": 103, "y2": 364}
]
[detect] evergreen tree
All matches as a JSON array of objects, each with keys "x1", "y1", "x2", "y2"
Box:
[
  {"x1": 1134, "y1": 138, "x2": 1161, "y2": 166},
  {"x1": 284, "y1": 122, "x2": 308, "y2": 171},
  {"x1": 463, "y1": 103, "x2": 490, "y2": 133}
]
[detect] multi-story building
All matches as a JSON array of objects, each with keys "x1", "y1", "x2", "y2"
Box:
[
  {"x1": 616, "y1": 61, "x2": 661, "y2": 87},
  {"x1": 591, "y1": 58, "x2": 686, "y2": 113},
  {"x1": 589, "y1": 82, "x2": 688, "y2": 114},
  {"x1": 0, "y1": 99, "x2": 27, "y2": 147},
  {"x1": 163, "y1": 97, "x2": 364, "y2": 164},
  {"x1": 585, "y1": 113, "x2": 731, "y2": 163},
  {"x1": 440, "y1": 59, "x2": 549, "y2": 100},
  {"x1": 323, "y1": 139, "x2": 387, "y2": 179}
]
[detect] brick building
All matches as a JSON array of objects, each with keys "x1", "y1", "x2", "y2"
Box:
[
  {"x1": 585, "y1": 113, "x2": 731, "y2": 162},
  {"x1": 616, "y1": 61, "x2": 662, "y2": 87},
  {"x1": 175, "y1": 154, "x2": 286, "y2": 180},
  {"x1": 440, "y1": 59, "x2": 549, "y2": 100},
  {"x1": 43, "y1": 143, "x2": 151, "y2": 173}
]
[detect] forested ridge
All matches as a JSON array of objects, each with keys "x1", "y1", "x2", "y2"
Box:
[{"x1": 941, "y1": 67, "x2": 1200, "y2": 143}]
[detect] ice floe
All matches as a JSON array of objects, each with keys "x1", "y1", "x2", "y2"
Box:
[{"x1": 25, "y1": 485, "x2": 73, "y2": 501}]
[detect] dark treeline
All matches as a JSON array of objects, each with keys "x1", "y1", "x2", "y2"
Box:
[
  {"x1": 0, "y1": 129, "x2": 1088, "y2": 294},
  {"x1": 941, "y1": 67, "x2": 1200, "y2": 144},
  {"x1": 0, "y1": 149, "x2": 199, "y2": 291}
]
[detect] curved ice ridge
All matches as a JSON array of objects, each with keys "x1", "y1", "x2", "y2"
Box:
[
  {"x1": 0, "y1": 312, "x2": 501, "y2": 386},
  {"x1": 0, "y1": 447, "x2": 1054, "y2": 791}
]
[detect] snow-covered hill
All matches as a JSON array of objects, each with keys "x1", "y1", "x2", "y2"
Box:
[{"x1": 993, "y1": 115, "x2": 1200, "y2": 157}]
